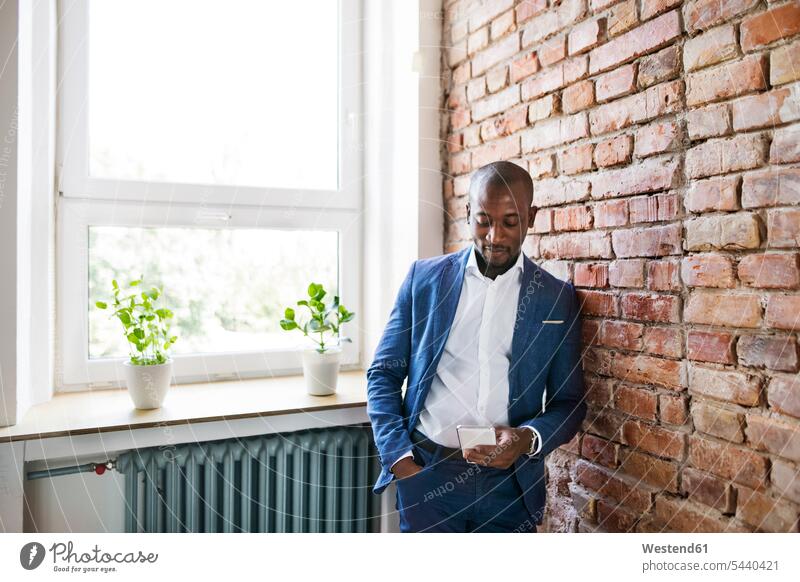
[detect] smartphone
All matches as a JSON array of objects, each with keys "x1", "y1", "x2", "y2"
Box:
[{"x1": 456, "y1": 425, "x2": 497, "y2": 450}]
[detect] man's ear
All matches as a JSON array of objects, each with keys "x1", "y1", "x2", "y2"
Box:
[
  {"x1": 528, "y1": 206, "x2": 536, "y2": 229},
  {"x1": 465, "y1": 201, "x2": 471, "y2": 223}
]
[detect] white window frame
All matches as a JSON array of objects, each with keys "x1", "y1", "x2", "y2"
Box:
[{"x1": 55, "y1": 0, "x2": 363, "y2": 390}]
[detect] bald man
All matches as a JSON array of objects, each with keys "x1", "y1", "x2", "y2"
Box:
[{"x1": 367, "y1": 161, "x2": 586, "y2": 532}]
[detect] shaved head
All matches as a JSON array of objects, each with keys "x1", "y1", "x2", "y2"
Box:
[{"x1": 468, "y1": 161, "x2": 534, "y2": 209}]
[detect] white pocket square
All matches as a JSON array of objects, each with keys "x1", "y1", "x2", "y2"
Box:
[{"x1": 542, "y1": 320, "x2": 564, "y2": 324}]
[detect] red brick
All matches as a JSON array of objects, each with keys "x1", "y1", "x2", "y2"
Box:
[
  {"x1": 582, "y1": 318, "x2": 602, "y2": 346},
  {"x1": 684, "y1": 291, "x2": 762, "y2": 328},
  {"x1": 533, "y1": 177, "x2": 591, "y2": 207},
  {"x1": 452, "y1": 61, "x2": 470, "y2": 85},
  {"x1": 653, "y1": 495, "x2": 748, "y2": 532},
  {"x1": 681, "y1": 467, "x2": 736, "y2": 514},
  {"x1": 528, "y1": 94, "x2": 560, "y2": 123},
  {"x1": 683, "y1": 24, "x2": 739, "y2": 72},
  {"x1": 686, "y1": 103, "x2": 731, "y2": 141},
  {"x1": 487, "y1": 65, "x2": 509, "y2": 94},
  {"x1": 634, "y1": 120, "x2": 680, "y2": 158},
  {"x1": 520, "y1": 0, "x2": 585, "y2": 47},
  {"x1": 685, "y1": 176, "x2": 739, "y2": 213},
  {"x1": 647, "y1": 259, "x2": 681, "y2": 291},
  {"x1": 583, "y1": 408, "x2": 626, "y2": 442},
  {"x1": 589, "y1": 10, "x2": 681, "y2": 74},
  {"x1": 691, "y1": 401, "x2": 745, "y2": 442},
  {"x1": 688, "y1": 363, "x2": 761, "y2": 406},
  {"x1": 732, "y1": 86, "x2": 800, "y2": 132},
  {"x1": 638, "y1": 45, "x2": 680, "y2": 88},
  {"x1": 620, "y1": 449, "x2": 680, "y2": 492},
  {"x1": 568, "y1": 17, "x2": 605, "y2": 55},
  {"x1": 562, "y1": 80, "x2": 595, "y2": 113},
  {"x1": 738, "y1": 253, "x2": 800, "y2": 289},
  {"x1": 463, "y1": 125, "x2": 481, "y2": 148},
  {"x1": 595, "y1": 64, "x2": 637, "y2": 102},
  {"x1": 768, "y1": 375, "x2": 800, "y2": 419},
  {"x1": 738, "y1": 334, "x2": 799, "y2": 372},
  {"x1": 681, "y1": 254, "x2": 735, "y2": 288},
  {"x1": 446, "y1": 133, "x2": 463, "y2": 154},
  {"x1": 609, "y1": 259, "x2": 645, "y2": 288},
  {"x1": 596, "y1": 499, "x2": 639, "y2": 532},
  {"x1": 770, "y1": 125, "x2": 800, "y2": 164},
  {"x1": 641, "y1": 0, "x2": 682, "y2": 21},
  {"x1": 576, "y1": 460, "x2": 653, "y2": 514},
  {"x1": 610, "y1": 353, "x2": 685, "y2": 390},
  {"x1": 584, "y1": 374, "x2": 614, "y2": 409},
  {"x1": 608, "y1": 0, "x2": 637, "y2": 37},
  {"x1": 686, "y1": 133, "x2": 767, "y2": 179},
  {"x1": 772, "y1": 458, "x2": 800, "y2": 504},
  {"x1": 611, "y1": 223, "x2": 682, "y2": 258},
  {"x1": 468, "y1": 0, "x2": 514, "y2": 32},
  {"x1": 558, "y1": 144, "x2": 594, "y2": 175},
  {"x1": 490, "y1": 10, "x2": 515, "y2": 41},
  {"x1": 683, "y1": 0, "x2": 759, "y2": 34},
  {"x1": 528, "y1": 153, "x2": 556, "y2": 179},
  {"x1": 593, "y1": 199, "x2": 629, "y2": 227},
  {"x1": 521, "y1": 113, "x2": 588, "y2": 152},
  {"x1": 453, "y1": 175, "x2": 471, "y2": 196},
  {"x1": 742, "y1": 168, "x2": 800, "y2": 209},
  {"x1": 467, "y1": 28, "x2": 489, "y2": 57},
  {"x1": 591, "y1": 157, "x2": 679, "y2": 199},
  {"x1": 771, "y1": 40, "x2": 800, "y2": 86},
  {"x1": 521, "y1": 58, "x2": 587, "y2": 101},
  {"x1": 644, "y1": 326, "x2": 682, "y2": 358},
  {"x1": 553, "y1": 206, "x2": 592, "y2": 231},
  {"x1": 510, "y1": 51, "x2": 540, "y2": 83},
  {"x1": 745, "y1": 413, "x2": 800, "y2": 462},
  {"x1": 580, "y1": 434, "x2": 619, "y2": 468},
  {"x1": 480, "y1": 106, "x2": 528, "y2": 142},
  {"x1": 740, "y1": 2, "x2": 800, "y2": 52},
  {"x1": 472, "y1": 85, "x2": 521, "y2": 121},
  {"x1": 621, "y1": 292, "x2": 681, "y2": 323},
  {"x1": 471, "y1": 136, "x2": 521, "y2": 168},
  {"x1": 767, "y1": 209, "x2": 800, "y2": 249},
  {"x1": 574, "y1": 262, "x2": 609, "y2": 287},
  {"x1": 628, "y1": 193, "x2": 678, "y2": 223},
  {"x1": 539, "y1": 35, "x2": 567, "y2": 67},
  {"x1": 589, "y1": 80, "x2": 683, "y2": 136},
  {"x1": 450, "y1": 108, "x2": 470, "y2": 130},
  {"x1": 736, "y1": 486, "x2": 799, "y2": 532},
  {"x1": 515, "y1": 0, "x2": 548, "y2": 24},
  {"x1": 471, "y1": 33, "x2": 519, "y2": 76},
  {"x1": 540, "y1": 230, "x2": 612, "y2": 259},
  {"x1": 450, "y1": 151, "x2": 471, "y2": 175},
  {"x1": 659, "y1": 393, "x2": 688, "y2": 424},
  {"x1": 687, "y1": 330, "x2": 736, "y2": 364},
  {"x1": 616, "y1": 385, "x2": 658, "y2": 421},
  {"x1": 600, "y1": 319, "x2": 644, "y2": 350},
  {"x1": 532, "y1": 207, "x2": 553, "y2": 233},
  {"x1": 689, "y1": 435, "x2": 768, "y2": 489},
  {"x1": 594, "y1": 135, "x2": 632, "y2": 168},
  {"x1": 684, "y1": 213, "x2": 761, "y2": 251},
  {"x1": 577, "y1": 289, "x2": 619, "y2": 316},
  {"x1": 686, "y1": 55, "x2": 767, "y2": 107}
]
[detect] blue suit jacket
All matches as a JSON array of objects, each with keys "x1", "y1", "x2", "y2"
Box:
[{"x1": 366, "y1": 245, "x2": 587, "y2": 524}]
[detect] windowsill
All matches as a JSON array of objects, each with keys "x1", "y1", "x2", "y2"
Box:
[{"x1": 0, "y1": 370, "x2": 368, "y2": 443}]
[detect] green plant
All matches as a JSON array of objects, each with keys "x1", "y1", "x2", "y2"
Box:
[
  {"x1": 95, "y1": 277, "x2": 178, "y2": 365},
  {"x1": 280, "y1": 283, "x2": 354, "y2": 353}
]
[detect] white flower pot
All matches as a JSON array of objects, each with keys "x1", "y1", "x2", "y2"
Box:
[
  {"x1": 122, "y1": 359, "x2": 173, "y2": 409},
  {"x1": 301, "y1": 347, "x2": 341, "y2": 396}
]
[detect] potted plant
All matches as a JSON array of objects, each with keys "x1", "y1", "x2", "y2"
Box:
[
  {"x1": 280, "y1": 283, "x2": 355, "y2": 396},
  {"x1": 96, "y1": 277, "x2": 178, "y2": 409}
]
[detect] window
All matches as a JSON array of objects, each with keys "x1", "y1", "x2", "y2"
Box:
[{"x1": 57, "y1": 0, "x2": 362, "y2": 389}]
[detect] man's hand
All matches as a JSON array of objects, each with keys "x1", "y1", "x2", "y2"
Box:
[
  {"x1": 462, "y1": 425, "x2": 532, "y2": 469},
  {"x1": 391, "y1": 456, "x2": 424, "y2": 480}
]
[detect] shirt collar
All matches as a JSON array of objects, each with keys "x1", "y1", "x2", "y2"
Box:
[{"x1": 466, "y1": 243, "x2": 525, "y2": 280}]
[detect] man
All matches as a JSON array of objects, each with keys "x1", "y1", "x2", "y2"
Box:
[{"x1": 366, "y1": 161, "x2": 586, "y2": 532}]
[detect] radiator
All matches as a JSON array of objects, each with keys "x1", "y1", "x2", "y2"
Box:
[{"x1": 115, "y1": 425, "x2": 381, "y2": 533}]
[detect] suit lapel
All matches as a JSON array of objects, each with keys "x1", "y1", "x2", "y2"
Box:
[
  {"x1": 431, "y1": 246, "x2": 471, "y2": 359},
  {"x1": 511, "y1": 253, "x2": 545, "y2": 363}
]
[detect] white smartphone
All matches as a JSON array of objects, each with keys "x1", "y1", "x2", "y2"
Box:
[{"x1": 456, "y1": 425, "x2": 497, "y2": 450}]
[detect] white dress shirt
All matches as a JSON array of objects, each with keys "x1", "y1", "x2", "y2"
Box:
[{"x1": 393, "y1": 244, "x2": 542, "y2": 469}]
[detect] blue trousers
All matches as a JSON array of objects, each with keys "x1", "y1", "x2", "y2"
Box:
[{"x1": 394, "y1": 443, "x2": 538, "y2": 533}]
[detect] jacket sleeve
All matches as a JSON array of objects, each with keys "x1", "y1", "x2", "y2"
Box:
[
  {"x1": 519, "y1": 282, "x2": 587, "y2": 460},
  {"x1": 366, "y1": 261, "x2": 417, "y2": 475}
]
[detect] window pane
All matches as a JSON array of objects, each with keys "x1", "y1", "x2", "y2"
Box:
[
  {"x1": 88, "y1": 227, "x2": 339, "y2": 358},
  {"x1": 88, "y1": 0, "x2": 338, "y2": 190}
]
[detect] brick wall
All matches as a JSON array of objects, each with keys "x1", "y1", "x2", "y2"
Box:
[{"x1": 441, "y1": 0, "x2": 800, "y2": 532}]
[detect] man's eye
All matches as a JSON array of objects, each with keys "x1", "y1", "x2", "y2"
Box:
[
  {"x1": 505, "y1": 220, "x2": 519, "y2": 227},
  {"x1": 476, "y1": 218, "x2": 490, "y2": 227}
]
